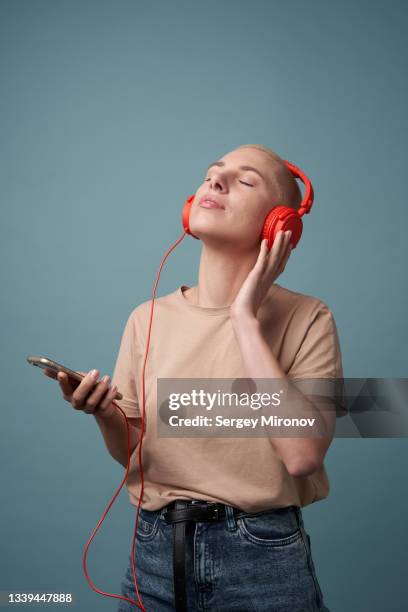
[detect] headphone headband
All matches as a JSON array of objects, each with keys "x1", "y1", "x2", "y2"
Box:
[{"x1": 282, "y1": 160, "x2": 314, "y2": 216}]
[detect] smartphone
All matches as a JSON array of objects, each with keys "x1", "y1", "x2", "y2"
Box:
[{"x1": 26, "y1": 355, "x2": 123, "y2": 400}]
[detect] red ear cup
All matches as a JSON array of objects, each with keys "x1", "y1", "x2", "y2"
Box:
[
  {"x1": 181, "y1": 194, "x2": 200, "y2": 240},
  {"x1": 262, "y1": 206, "x2": 303, "y2": 250}
]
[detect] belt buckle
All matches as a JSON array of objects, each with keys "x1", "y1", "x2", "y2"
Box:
[
  {"x1": 206, "y1": 502, "x2": 220, "y2": 521},
  {"x1": 189, "y1": 500, "x2": 221, "y2": 521}
]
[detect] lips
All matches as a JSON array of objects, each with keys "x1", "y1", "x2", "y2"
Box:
[{"x1": 198, "y1": 195, "x2": 225, "y2": 210}]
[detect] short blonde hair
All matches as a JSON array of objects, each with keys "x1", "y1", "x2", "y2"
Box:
[{"x1": 235, "y1": 143, "x2": 302, "y2": 210}]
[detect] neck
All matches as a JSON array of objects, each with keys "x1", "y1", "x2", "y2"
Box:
[{"x1": 189, "y1": 242, "x2": 260, "y2": 308}]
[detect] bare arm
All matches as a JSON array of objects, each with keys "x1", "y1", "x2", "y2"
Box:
[
  {"x1": 230, "y1": 315, "x2": 335, "y2": 478},
  {"x1": 93, "y1": 410, "x2": 141, "y2": 468},
  {"x1": 229, "y1": 233, "x2": 335, "y2": 478}
]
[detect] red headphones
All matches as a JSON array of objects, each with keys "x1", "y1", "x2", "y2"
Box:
[{"x1": 181, "y1": 160, "x2": 314, "y2": 250}]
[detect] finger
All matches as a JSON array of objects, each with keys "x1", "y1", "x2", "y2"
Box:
[
  {"x1": 95, "y1": 383, "x2": 118, "y2": 415},
  {"x1": 274, "y1": 230, "x2": 292, "y2": 268},
  {"x1": 270, "y1": 230, "x2": 285, "y2": 260},
  {"x1": 255, "y1": 239, "x2": 269, "y2": 270},
  {"x1": 257, "y1": 238, "x2": 268, "y2": 257},
  {"x1": 266, "y1": 230, "x2": 285, "y2": 272},
  {"x1": 43, "y1": 368, "x2": 58, "y2": 379},
  {"x1": 57, "y1": 371, "x2": 78, "y2": 401},
  {"x1": 82, "y1": 375, "x2": 111, "y2": 414},
  {"x1": 277, "y1": 233, "x2": 292, "y2": 275},
  {"x1": 69, "y1": 371, "x2": 88, "y2": 388},
  {"x1": 70, "y1": 371, "x2": 89, "y2": 387},
  {"x1": 264, "y1": 231, "x2": 290, "y2": 278},
  {"x1": 71, "y1": 369, "x2": 99, "y2": 409},
  {"x1": 61, "y1": 372, "x2": 86, "y2": 388},
  {"x1": 277, "y1": 235, "x2": 293, "y2": 273},
  {"x1": 250, "y1": 239, "x2": 268, "y2": 279}
]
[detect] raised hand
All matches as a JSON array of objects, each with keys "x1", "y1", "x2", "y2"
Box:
[{"x1": 230, "y1": 230, "x2": 293, "y2": 320}]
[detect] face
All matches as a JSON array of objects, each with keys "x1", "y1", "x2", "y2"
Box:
[{"x1": 190, "y1": 147, "x2": 282, "y2": 252}]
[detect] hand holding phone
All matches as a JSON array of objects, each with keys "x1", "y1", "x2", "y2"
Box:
[{"x1": 27, "y1": 355, "x2": 123, "y2": 417}]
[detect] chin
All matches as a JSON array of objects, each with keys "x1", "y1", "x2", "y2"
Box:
[
  {"x1": 193, "y1": 229, "x2": 239, "y2": 249},
  {"x1": 190, "y1": 223, "x2": 223, "y2": 239}
]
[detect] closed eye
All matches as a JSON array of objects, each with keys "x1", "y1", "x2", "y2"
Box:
[{"x1": 204, "y1": 178, "x2": 254, "y2": 187}]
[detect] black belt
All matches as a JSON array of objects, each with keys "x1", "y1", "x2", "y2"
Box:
[{"x1": 161, "y1": 499, "x2": 280, "y2": 612}]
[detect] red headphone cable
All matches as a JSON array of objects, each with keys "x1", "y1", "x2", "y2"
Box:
[{"x1": 82, "y1": 230, "x2": 188, "y2": 610}]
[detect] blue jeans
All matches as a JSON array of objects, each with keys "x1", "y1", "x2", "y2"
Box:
[{"x1": 117, "y1": 504, "x2": 330, "y2": 611}]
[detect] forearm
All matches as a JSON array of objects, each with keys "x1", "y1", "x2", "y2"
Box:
[
  {"x1": 230, "y1": 314, "x2": 327, "y2": 477},
  {"x1": 93, "y1": 408, "x2": 140, "y2": 468}
]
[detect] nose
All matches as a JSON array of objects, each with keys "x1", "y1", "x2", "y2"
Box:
[{"x1": 208, "y1": 171, "x2": 226, "y2": 192}]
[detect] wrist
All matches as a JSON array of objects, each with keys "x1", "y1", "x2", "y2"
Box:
[
  {"x1": 93, "y1": 404, "x2": 118, "y2": 422},
  {"x1": 230, "y1": 311, "x2": 260, "y2": 332}
]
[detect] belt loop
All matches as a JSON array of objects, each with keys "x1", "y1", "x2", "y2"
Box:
[
  {"x1": 294, "y1": 505, "x2": 304, "y2": 529},
  {"x1": 225, "y1": 505, "x2": 237, "y2": 531}
]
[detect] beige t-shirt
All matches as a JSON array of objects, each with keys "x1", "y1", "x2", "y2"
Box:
[{"x1": 111, "y1": 282, "x2": 345, "y2": 513}]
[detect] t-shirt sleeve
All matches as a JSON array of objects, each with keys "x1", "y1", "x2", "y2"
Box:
[
  {"x1": 110, "y1": 311, "x2": 141, "y2": 418},
  {"x1": 287, "y1": 301, "x2": 347, "y2": 416}
]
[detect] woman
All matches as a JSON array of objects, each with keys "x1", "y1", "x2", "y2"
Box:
[{"x1": 45, "y1": 144, "x2": 342, "y2": 611}]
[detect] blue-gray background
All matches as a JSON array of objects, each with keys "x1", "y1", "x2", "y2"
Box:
[{"x1": 1, "y1": 0, "x2": 407, "y2": 610}]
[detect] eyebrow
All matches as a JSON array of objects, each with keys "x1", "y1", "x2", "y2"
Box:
[{"x1": 206, "y1": 161, "x2": 265, "y2": 181}]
